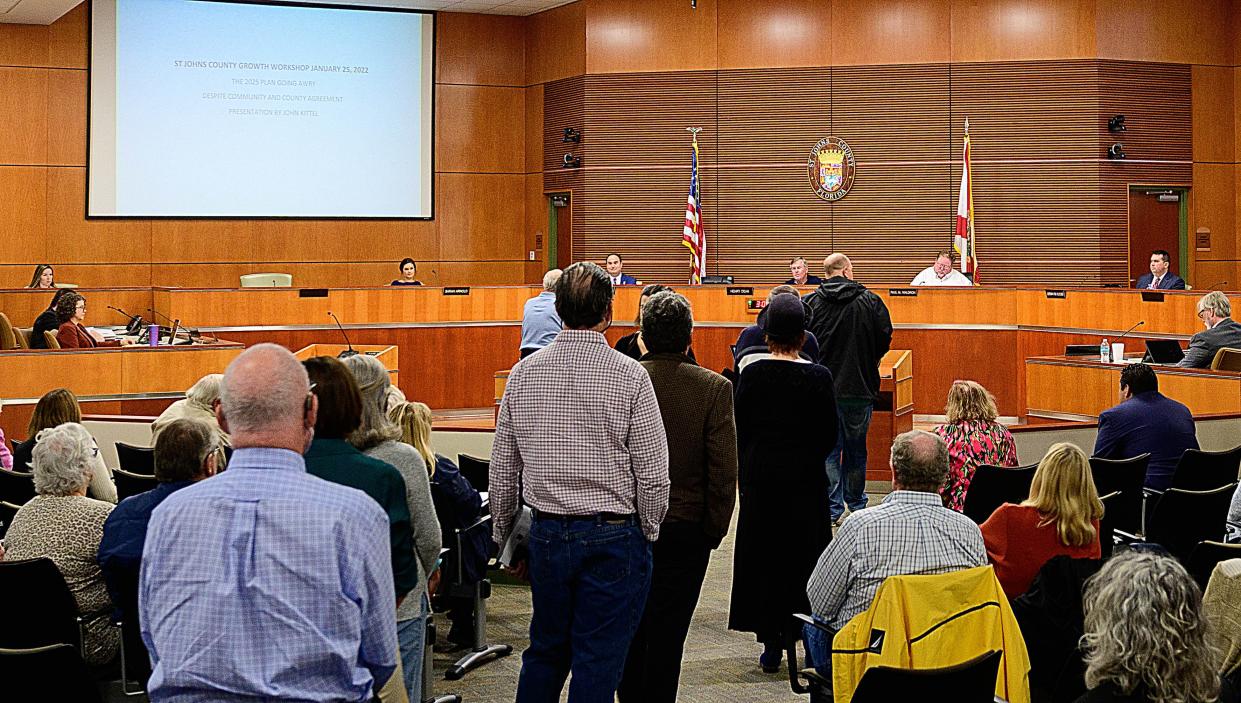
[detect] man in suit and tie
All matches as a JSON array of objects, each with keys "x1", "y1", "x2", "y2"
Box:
[
  {"x1": 1135, "y1": 250, "x2": 1186, "y2": 290},
  {"x1": 606, "y1": 253, "x2": 638, "y2": 286},
  {"x1": 1093, "y1": 363, "x2": 1198, "y2": 490},
  {"x1": 1178, "y1": 291, "x2": 1241, "y2": 368}
]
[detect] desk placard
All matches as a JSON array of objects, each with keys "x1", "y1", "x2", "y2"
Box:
[
  {"x1": 1140, "y1": 291, "x2": 1165, "y2": 303},
  {"x1": 1045, "y1": 290, "x2": 1067, "y2": 299},
  {"x1": 298, "y1": 288, "x2": 329, "y2": 298},
  {"x1": 443, "y1": 287, "x2": 471, "y2": 296},
  {"x1": 889, "y1": 288, "x2": 919, "y2": 297},
  {"x1": 727, "y1": 286, "x2": 753, "y2": 296}
]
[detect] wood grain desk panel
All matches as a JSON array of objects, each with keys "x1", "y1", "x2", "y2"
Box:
[
  {"x1": 0, "y1": 287, "x2": 154, "y2": 330},
  {"x1": 1026, "y1": 356, "x2": 1241, "y2": 418},
  {"x1": 1015, "y1": 288, "x2": 1208, "y2": 336},
  {"x1": 0, "y1": 344, "x2": 242, "y2": 401}
]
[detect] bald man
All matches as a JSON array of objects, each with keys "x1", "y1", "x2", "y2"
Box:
[
  {"x1": 804, "y1": 254, "x2": 893, "y2": 524},
  {"x1": 140, "y1": 343, "x2": 399, "y2": 702}
]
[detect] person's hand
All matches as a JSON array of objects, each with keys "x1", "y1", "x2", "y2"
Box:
[
  {"x1": 506, "y1": 559, "x2": 529, "y2": 582},
  {"x1": 428, "y1": 568, "x2": 441, "y2": 596}
]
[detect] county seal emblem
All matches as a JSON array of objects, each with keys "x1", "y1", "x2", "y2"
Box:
[{"x1": 807, "y1": 137, "x2": 856, "y2": 201}]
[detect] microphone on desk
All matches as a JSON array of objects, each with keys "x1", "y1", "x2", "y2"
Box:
[
  {"x1": 107, "y1": 305, "x2": 144, "y2": 334},
  {"x1": 1206, "y1": 281, "x2": 1229, "y2": 291},
  {"x1": 328, "y1": 312, "x2": 358, "y2": 358},
  {"x1": 146, "y1": 308, "x2": 182, "y2": 344},
  {"x1": 147, "y1": 308, "x2": 212, "y2": 344},
  {"x1": 1110, "y1": 320, "x2": 1145, "y2": 361}
]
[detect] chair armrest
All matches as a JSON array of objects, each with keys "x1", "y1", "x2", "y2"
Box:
[{"x1": 793, "y1": 612, "x2": 835, "y2": 636}]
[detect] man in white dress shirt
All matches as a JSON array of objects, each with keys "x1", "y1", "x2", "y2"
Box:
[{"x1": 910, "y1": 252, "x2": 973, "y2": 286}]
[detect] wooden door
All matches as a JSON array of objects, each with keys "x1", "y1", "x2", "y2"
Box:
[
  {"x1": 551, "y1": 193, "x2": 573, "y2": 270},
  {"x1": 1128, "y1": 190, "x2": 1182, "y2": 285}
]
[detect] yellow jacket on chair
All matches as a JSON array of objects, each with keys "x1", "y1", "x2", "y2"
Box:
[{"x1": 830, "y1": 565, "x2": 1030, "y2": 703}]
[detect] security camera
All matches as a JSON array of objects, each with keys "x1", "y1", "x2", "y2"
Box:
[
  {"x1": 562, "y1": 153, "x2": 581, "y2": 168},
  {"x1": 1108, "y1": 115, "x2": 1126, "y2": 132},
  {"x1": 1108, "y1": 143, "x2": 1126, "y2": 159},
  {"x1": 562, "y1": 128, "x2": 581, "y2": 143}
]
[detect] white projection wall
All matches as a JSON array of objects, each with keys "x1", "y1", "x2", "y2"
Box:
[{"x1": 89, "y1": 0, "x2": 434, "y2": 218}]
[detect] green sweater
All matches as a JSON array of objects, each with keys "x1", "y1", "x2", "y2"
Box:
[{"x1": 304, "y1": 438, "x2": 420, "y2": 600}]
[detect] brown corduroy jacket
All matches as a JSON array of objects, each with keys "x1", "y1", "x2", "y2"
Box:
[{"x1": 640, "y1": 352, "x2": 738, "y2": 547}]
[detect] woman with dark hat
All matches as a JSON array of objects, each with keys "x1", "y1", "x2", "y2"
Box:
[{"x1": 728, "y1": 294, "x2": 838, "y2": 673}]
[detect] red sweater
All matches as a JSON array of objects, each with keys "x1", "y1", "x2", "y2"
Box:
[
  {"x1": 980, "y1": 503, "x2": 1100, "y2": 598},
  {"x1": 55, "y1": 322, "x2": 121, "y2": 349}
]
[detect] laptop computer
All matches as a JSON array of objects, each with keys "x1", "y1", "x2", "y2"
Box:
[{"x1": 1144, "y1": 339, "x2": 1185, "y2": 365}]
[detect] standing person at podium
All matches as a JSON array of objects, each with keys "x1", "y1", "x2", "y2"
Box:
[
  {"x1": 391, "y1": 258, "x2": 423, "y2": 286},
  {"x1": 1135, "y1": 250, "x2": 1186, "y2": 290},
  {"x1": 1178, "y1": 291, "x2": 1241, "y2": 369},
  {"x1": 27, "y1": 263, "x2": 55, "y2": 289},
  {"x1": 910, "y1": 252, "x2": 973, "y2": 286},
  {"x1": 785, "y1": 257, "x2": 823, "y2": 286},
  {"x1": 804, "y1": 253, "x2": 893, "y2": 525}
]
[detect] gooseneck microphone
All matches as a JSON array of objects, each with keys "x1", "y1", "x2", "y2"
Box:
[
  {"x1": 328, "y1": 312, "x2": 358, "y2": 358},
  {"x1": 1113, "y1": 321, "x2": 1145, "y2": 360},
  {"x1": 107, "y1": 305, "x2": 143, "y2": 333},
  {"x1": 146, "y1": 308, "x2": 182, "y2": 344},
  {"x1": 1205, "y1": 281, "x2": 1229, "y2": 291}
]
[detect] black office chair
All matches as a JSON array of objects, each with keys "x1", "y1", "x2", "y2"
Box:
[
  {"x1": 0, "y1": 644, "x2": 104, "y2": 703},
  {"x1": 852, "y1": 650, "x2": 1002, "y2": 702},
  {"x1": 1089, "y1": 453, "x2": 1150, "y2": 539},
  {"x1": 113, "y1": 469, "x2": 159, "y2": 502},
  {"x1": 1186, "y1": 540, "x2": 1241, "y2": 590},
  {"x1": 0, "y1": 468, "x2": 35, "y2": 505},
  {"x1": 962, "y1": 463, "x2": 1037, "y2": 525},
  {"x1": 422, "y1": 618, "x2": 461, "y2": 703},
  {"x1": 8, "y1": 437, "x2": 24, "y2": 456},
  {"x1": 443, "y1": 512, "x2": 512, "y2": 680},
  {"x1": 0, "y1": 500, "x2": 19, "y2": 539},
  {"x1": 1169, "y1": 445, "x2": 1241, "y2": 491},
  {"x1": 0, "y1": 558, "x2": 102, "y2": 651},
  {"x1": 114, "y1": 442, "x2": 156, "y2": 476},
  {"x1": 1145, "y1": 483, "x2": 1237, "y2": 563},
  {"x1": 788, "y1": 614, "x2": 832, "y2": 703},
  {"x1": 457, "y1": 454, "x2": 490, "y2": 495}
]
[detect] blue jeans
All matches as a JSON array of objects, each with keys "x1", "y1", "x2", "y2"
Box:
[
  {"x1": 517, "y1": 516, "x2": 652, "y2": 703},
  {"x1": 397, "y1": 593, "x2": 429, "y2": 703},
  {"x1": 803, "y1": 617, "x2": 837, "y2": 679},
  {"x1": 826, "y1": 402, "x2": 873, "y2": 519}
]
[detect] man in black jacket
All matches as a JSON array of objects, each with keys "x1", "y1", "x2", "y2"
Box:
[{"x1": 803, "y1": 253, "x2": 893, "y2": 524}]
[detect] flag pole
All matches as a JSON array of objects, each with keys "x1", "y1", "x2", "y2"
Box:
[{"x1": 683, "y1": 127, "x2": 705, "y2": 285}]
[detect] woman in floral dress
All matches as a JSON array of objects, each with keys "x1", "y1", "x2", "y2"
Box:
[{"x1": 934, "y1": 380, "x2": 1017, "y2": 511}]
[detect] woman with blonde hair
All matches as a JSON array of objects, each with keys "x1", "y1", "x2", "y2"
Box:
[
  {"x1": 11, "y1": 388, "x2": 116, "y2": 503},
  {"x1": 1076, "y1": 549, "x2": 1231, "y2": 703},
  {"x1": 981, "y1": 442, "x2": 1103, "y2": 597},
  {"x1": 389, "y1": 400, "x2": 489, "y2": 651},
  {"x1": 933, "y1": 380, "x2": 1018, "y2": 511}
]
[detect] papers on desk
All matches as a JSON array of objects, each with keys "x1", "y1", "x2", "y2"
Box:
[{"x1": 91, "y1": 326, "x2": 124, "y2": 340}]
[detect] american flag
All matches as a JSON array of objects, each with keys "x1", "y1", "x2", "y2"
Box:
[
  {"x1": 682, "y1": 130, "x2": 705, "y2": 285},
  {"x1": 954, "y1": 119, "x2": 977, "y2": 281}
]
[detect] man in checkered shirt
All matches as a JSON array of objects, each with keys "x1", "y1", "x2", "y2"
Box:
[
  {"x1": 804, "y1": 430, "x2": 987, "y2": 673},
  {"x1": 491, "y1": 261, "x2": 670, "y2": 703}
]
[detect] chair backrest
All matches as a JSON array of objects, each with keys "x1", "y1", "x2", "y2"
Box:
[
  {"x1": 458, "y1": 454, "x2": 491, "y2": 494},
  {"x1": 1089, "y1": 453, "x2": 1150, "y2": 537},
  {"x1": 1171, "y1": 445, "x2": 1241, "y2": 491},
  {"x1": 9, "y1": 437, "x2": 25, "y2": 456},
  {"x1": 0, "y1": 558, "x2": 82, "y2": 650},
  {"x1": 961, "y1": 463, "x2": 1038, "y2": 525},
  {"x1": 113, "y1": 468, "x2": 159, "y2": 502},
  {"x1": 0, "y1": 500, "x2": 19, "y2": 539},
  {"x1": 42, "y1": 329, "x2": 60, "y2": 349},
  {"x1": 1210, "y1": 347, "x2": 1241, "y2": 371},
  {"x1": 1186, "y1": 540, "x2": 1241, "y2": 590},
  {"x1": 115, "y1": 442, "x2": 155, "y2": 476},
  {"x1": 13, "y1": 327, "x2": 31, "y2": 350},
  {"x1": 0, "y1": 643, "x2": 104, "y2": 702},
  {"x1": 0, "y1": 468, "x2": 35, "y2": 505},
  {"x1": 240, "y1": 273, "x2": 293, "y2": 287},
  {"x1": 852, "y1": 650, "x2": 1003, "y2": 702},
  {"x1": 0, "y1": 312, "x2": 17, "y2": 350},
  {"x1": 1146, "y1": 483, "x2": 1238, "y2": 562}
]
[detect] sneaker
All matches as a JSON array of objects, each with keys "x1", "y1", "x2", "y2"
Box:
[{"x1": 759, "y1": 646, "x2": 782, "y2": 673}]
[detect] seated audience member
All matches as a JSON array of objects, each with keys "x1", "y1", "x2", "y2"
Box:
[
  {"x1": 614, "y1": 284, "x2": 673, "y2": 360},
  {"x1": 139, "y1": 344, "x2": 398, "y2": 701},
  {"x1": 29, "y1": 288, "x2": 70, "y2": 349},
  {"x1": 345, "y1": 353, "x2": 441, "y2": 703},
  {"x1": 1135, "y1": 250, "x2": 1187, "y2": 290},
  {"x1": 605, "y1": 252, "x2": 637, "y2": 285},
  {"x1": 1204, "y1": 559, "x2": 1241, "y2": 690},
  {"x1": 392, "y1": 257, "x2": 423, "y2": 286},
  {"x1": 730, "y1": 294, "x2": 837, "y2": 673},
  {"x1": 981, "y1": 443, "x2": 1103, "y2": 598},
  {"x1": 27, "y1": 263, "x2": 55, "y2": 289},
  {"x1": 785, "y1": 256, "x2": 823, "y2": 286},
  {"x1": 151, "y1": 373, "x2": 230, "y2": 449},
  {"x1": 934, "y1": 380, "x2": 1018, "y2": 511},
  {"x1": 1077, "y1": 549, "x2": 1236, "y2": 703},
  {"x1": 621, "y1": 292, "x2": 738, "y2": 702},
  {"x1": 519, "y1": 268, "x2": 563, "y2": 358},
  {"x1": 55, "y1": 292, "x2": 131, "y2": 348},
  {"x1": 1180, "y1": 291, "x2": 1241, "y2": 368},
  {"x1": 0, "y1": 398, "x2": 10, "y2": 470},
  {"x1": 910, "y1": 251, "x2": 973, "y2": 286},
  {"x1": 12, "y1": 388, "x2": 116, "y2": 503},
  {"x1": 733, "y1": 285, "x2": 820, "y2": 371},
  {"x1": 806, "y1": 430, "x2": 987, "y2": 670},
  {"x1": 1093, "y1": 363, "x2": 1198, "y2": 490},
  {"x1": 1231, "y1": 483, "x2": 1241, "y2": 525},
  {"x1": 389, "y1": 400, "x2": 488, "y2": 652},
  {"x1": 97, "y1": 418, "x2": 218, "y2": 680},
  {"x1": 3, "y1": 423, "x2": 118, "y2": 665}
]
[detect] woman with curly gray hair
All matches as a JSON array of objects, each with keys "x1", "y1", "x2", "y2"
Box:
[
  {"x1": 3, "y1": 422, "x2": 118, "y2": 665},
  {"x1": 1076, "y1": 549, "x2": 1234, "y2": 703}
]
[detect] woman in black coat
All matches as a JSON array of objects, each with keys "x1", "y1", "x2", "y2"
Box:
[{"x1": 728, "y1": 294, "x2": 837, "y2": 673}]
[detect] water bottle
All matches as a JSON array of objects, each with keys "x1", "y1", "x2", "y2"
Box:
[{"x1": 1100, "y1": 338, "x2": 1109, "y2": 363}]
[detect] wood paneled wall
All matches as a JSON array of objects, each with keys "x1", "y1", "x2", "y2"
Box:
[{"x1": 0, "y1": 5, "x2": 533, "y2": 290}]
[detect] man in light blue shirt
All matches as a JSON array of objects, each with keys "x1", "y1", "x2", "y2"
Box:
[
  {"x1": 519, "y1": 268, "x2": 563, "y2": 358},
  {"x1": 140, "y1": 344, "x2": 398, "y2": 702}
]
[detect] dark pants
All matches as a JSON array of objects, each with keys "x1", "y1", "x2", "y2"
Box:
[
  {"x1": 516, "y1": 515, "x2": 652, "y2": 703},
  {"x1": 826, "y1": 402, "x2": 873, "y2": 519},
  {"x1": 618, "y1": 522, "x2": 713, "y2": 703}
]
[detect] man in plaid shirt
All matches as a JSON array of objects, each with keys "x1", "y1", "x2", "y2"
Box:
[{"x1": 491, "y1": 261, "x2": 670, "y2": 703}]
